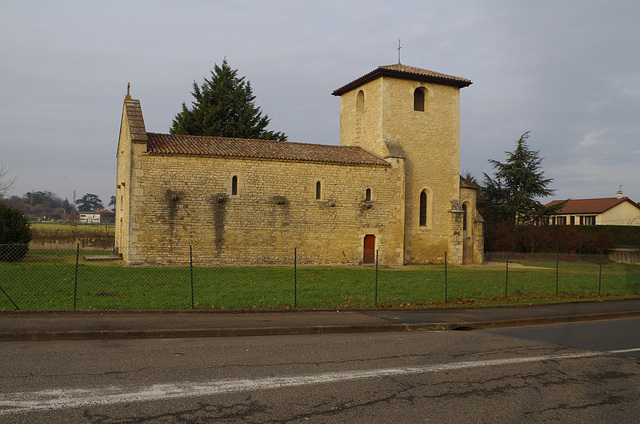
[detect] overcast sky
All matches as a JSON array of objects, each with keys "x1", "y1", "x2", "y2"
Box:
[{"x1": 2, "y1": 0, "x2": 639, "y2": 208}]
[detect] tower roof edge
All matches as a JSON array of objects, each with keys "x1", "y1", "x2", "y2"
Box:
[{"x1": 332, "y1": 64, "x2": 471, "y2": 96}]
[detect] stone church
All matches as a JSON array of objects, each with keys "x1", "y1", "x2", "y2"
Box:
[{"x1": 115, "y1": 63, "x2": 484, "y2": 266}]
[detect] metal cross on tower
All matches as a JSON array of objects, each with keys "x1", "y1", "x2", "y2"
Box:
[{"x1": 397, "y1": 39, "x2": 402, "y2": 64}]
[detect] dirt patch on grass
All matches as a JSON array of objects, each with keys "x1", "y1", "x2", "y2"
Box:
[{"x1": 479, "y1": 261, "x2": 553, "y2": 270}]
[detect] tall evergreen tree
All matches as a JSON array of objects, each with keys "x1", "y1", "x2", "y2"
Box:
[
  {"x1": 75, "y1": 193, "x2": 104, "y2": 212},
  {"x1": 481, "y1": 132, "x2": 563, "y2": 226},
  {"x1": 171, "y1": 60, "x2": 286, "y2": 141}
]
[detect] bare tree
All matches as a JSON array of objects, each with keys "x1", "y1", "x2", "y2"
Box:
[{"x1": 0, "y1": 165, "x2": 16, "y2": 200}]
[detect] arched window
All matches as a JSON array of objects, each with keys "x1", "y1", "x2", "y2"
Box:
[
  {"x1": 316, "y1": 181, "x2": 322, "y2": 200},
  {"x1": 414, "y1": 87, "x2": 426, "y2": 112},
  {"x1": 231, "y1": 175, "x2": 238, "y2": 195},
  {"x1": 365, "y1": 188, "x2": 371, "y2": 201},
  {"x1": 419, "y1": 191, "x2": 427, "y2": 226},
  {"x1": 356, "y1": 90, "x2": 365, "y2": 115},
  {"x1": 462, "y1": 204, "x2": 468, "y2": 231}
]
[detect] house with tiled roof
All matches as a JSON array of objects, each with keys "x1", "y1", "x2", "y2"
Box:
[
  {"x1": 545, "y1": 194, "x2": 640, "y2": 226},
  {"x1": 79, "y1": 211, "x2": 101, "y2": 224},
  {"x1": 79, "y1": 209, "x2": 114, "y2": 224},
  {"x1": 115, "y1": 63, "x2": 483, "y2": 266}
]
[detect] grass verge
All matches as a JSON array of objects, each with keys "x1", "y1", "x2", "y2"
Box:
[{"x1": 1, "y1": 251, "x2": 638, "y2": 311}]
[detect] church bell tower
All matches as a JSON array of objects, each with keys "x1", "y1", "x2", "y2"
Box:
[{"x1": 332, "y1": 64, "x2": 476, "y2": 264}]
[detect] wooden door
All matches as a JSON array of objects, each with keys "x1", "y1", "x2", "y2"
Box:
[{"x1": 363, "y1": 235, "x2": 376, "y2": 264}]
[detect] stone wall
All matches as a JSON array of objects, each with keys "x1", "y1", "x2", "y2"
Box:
[
  {"x1": 117, "y1": 63, "x2": 484, "y2": 267},
  {"x1": 30, "y1": 237, "x2": 114, "y2": 251},
  {"x1": 123, "y1": 153, "x2": 406, "y2": 266},
  {"x1": 460, "y1": 186, "x2": 484, "y2": 264},
  {"x1": 338, "y1": 75, "x2": 470, "y2": 264},
  {"x1": 115, "y1": 98, "x2": 149, "y2": 264},
  {"x1": 609, "y1": 248, "x2": 640, "y2": 264}
]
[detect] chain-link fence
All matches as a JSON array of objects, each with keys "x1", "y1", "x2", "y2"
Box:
[{"x1": 1, "y1": 244, "x2": 639, "y2": 311}]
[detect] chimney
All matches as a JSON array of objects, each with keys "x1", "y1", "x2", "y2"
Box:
[{"x1": 617, "y1": 186, "x2": 623, "y2": 199}]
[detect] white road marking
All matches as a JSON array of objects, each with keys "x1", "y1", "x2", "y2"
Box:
[
  {"x1": 0, "y1": 348, "x2": 633, "y2": 415},
  {"x1": 609, "y1": 347, "x2": 640, "y2": 354}
]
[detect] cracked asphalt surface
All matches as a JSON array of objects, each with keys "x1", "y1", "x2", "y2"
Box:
[{"x1": 1, "y1": 317, "x2": 639, "y2": 423}]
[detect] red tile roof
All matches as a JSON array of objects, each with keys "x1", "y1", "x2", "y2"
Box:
[
  {"x1": 546, "y1": 197, "x2": 640, "y2": 214},
  {"x1": 146, "y1": 133, "x2": 390, "y2": 166},
  {"x1": 332, "y1": 64, "x2": 472, "y2": 96}
]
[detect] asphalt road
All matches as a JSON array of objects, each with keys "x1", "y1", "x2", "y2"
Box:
[
  {"x1": 1, "y1": 318, "x2": 639, "y2": 423},
  {"x1": 487, "y1": 317, "x2": 640, "y2": 358}
]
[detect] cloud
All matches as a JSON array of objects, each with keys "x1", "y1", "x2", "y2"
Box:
[
  {"x1": 549, "y1": 156, "x2": 639, "y2": 199},
  {"x1": 575, "y1": 130, "x2": 610, "y2": 150},
  {"x1": 1, "y1": 0, "x2": 639, "y2": 205}
]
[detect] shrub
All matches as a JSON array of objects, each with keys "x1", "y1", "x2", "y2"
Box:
[
  {"x1": 0, "y1": 202, "x2": 31, "y2": 261},
  {"x1": 484, "y1": 221, "x2": 516, "y2": 252},
  {"x1": 486, "y1": 224, "x2": 616, "y2": 254}
]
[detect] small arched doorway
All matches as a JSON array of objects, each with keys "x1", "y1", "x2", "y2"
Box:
[{"x1": 363, "y1": 235, "x2": 376, "y2": 264}]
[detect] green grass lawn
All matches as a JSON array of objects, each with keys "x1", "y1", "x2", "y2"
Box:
[{"x1": 1, "y1": 251, "x2": 638, "y2": 311}]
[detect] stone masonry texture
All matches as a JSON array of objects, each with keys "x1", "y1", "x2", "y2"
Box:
[{"x1": 115, "y1": 64, "x2": 483, "y2": 266}]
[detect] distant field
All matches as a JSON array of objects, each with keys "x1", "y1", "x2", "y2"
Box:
[{"x1": 30, "y1": 222, "x2": 114, "y2": 234}]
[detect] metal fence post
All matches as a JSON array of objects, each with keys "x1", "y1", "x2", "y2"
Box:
[
  {"x1": 598, "y1": 259, "x2": 603, "y2": 296},
  {"x1": 444, "y1": 251, "x2": 448, "y2": 303},
  {"x1": 0, "y1": 244, "x2": 21, "y2": 309},
  {"x1": 556, "y1": 251, "x2": 560, "y2": 296},
  {"x1": 375, "y1": 250, "x2": 379, "y2": 307},
  {"x1": 190, "y1": 246, "x2": 194, "y2": 309},
  {"x1": 74, "y1": 243, "x2": 79, "y2": 311},
  {"x1": 0, "y1": 249, "x2": 20, "y2": 310},
  {"x1": 505, "y1": 252, "x2": 509, "y2": 298},
  {"x1": 0, "y1": 285, "x2": 19, "y2": 310}
]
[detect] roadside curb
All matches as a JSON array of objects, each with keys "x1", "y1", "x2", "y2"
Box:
[{"x1": 2, "y1": 310, "x2": 639, "y2": 342}]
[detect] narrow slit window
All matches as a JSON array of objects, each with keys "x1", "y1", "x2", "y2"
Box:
[
  {"x1": 365, "y1": 188, "x2": 371, "y2": 201},
  {"x1": 231, "y1": 175, "x2": 238, "y2": 195},
  {"x1": 419, "y1": 191, "x2": 427, "y2": 226},
  {"x1": 356, "y1": 90, "x2": 365, "y2": 115},
  {"x1": 462, "y1": 204, "x2": 468, "y2": 231},
  {"x1": 316, "y1": 181, "x2": 322, "y2": 200},
  {"x1": 414, "y1": 88, "x2": 425, "y2": 112}
]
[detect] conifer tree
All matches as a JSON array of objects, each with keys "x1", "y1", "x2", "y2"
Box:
[
  {"x1": 171, "y1": 60, "x2": 286, "y2": 141},
  {"x1": 481, "y1": 132, "x2": 562, "y2": 226},
  {"x1": 75, "y1": 193, "x2": 104, "y2": 212}
]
